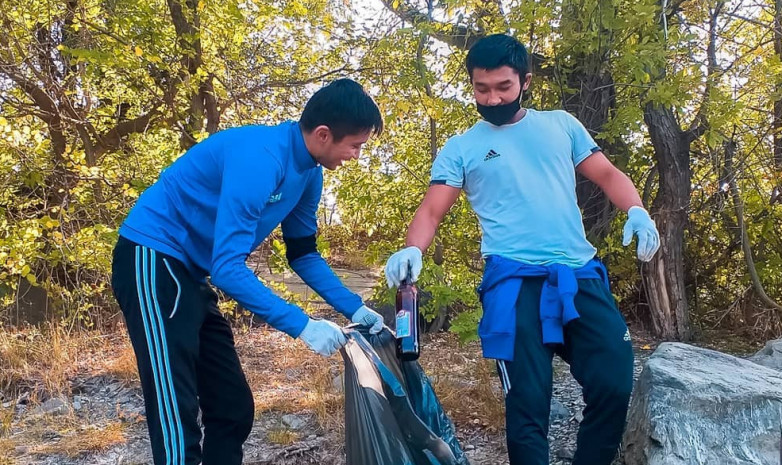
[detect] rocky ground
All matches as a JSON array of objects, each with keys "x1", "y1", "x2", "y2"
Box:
[
  {"x1": 1, "y1": 267, "x2": 746, "y2": 465},
  {"x1": 0, "y1": 325, "x2": 658, "y2": 465}
]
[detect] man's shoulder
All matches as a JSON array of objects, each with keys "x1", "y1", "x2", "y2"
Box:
[
  {"x1": 531, "y1": 108, "x2": 579, "y2": 127},
  {"x1": 529, "y1": 108, "x2": 570, "y2": 117},
  {"x1": 211, "y1": 122, "x2": 289, "y2": 142},
  {"x1": 443, "y1": 121, "x2": 490, "y2": 149},
  {"x1": 215, "y1": 123, "x2": 291, "y2": 162},
  {"x1": 461, "y1": 120, "x2": 493, "y2": 138}
]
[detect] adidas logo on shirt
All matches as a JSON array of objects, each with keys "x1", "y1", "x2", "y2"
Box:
[{"x1": 484, "y1": 149, "x2": 501, "y2": 161}]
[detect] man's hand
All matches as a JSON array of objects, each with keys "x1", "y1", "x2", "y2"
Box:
[
  {"x1": 384, "y1": 246, "x2": 423, "y2": 288},
  {"x1": 351, "y1": 305, "x2": 384, "y2": 334},
  {"x1": 622, "y1": 206, "x2": 660, "y2": 262},
  {"x1": 298, "y1": 319, "x2": 347, "y2": 356}
]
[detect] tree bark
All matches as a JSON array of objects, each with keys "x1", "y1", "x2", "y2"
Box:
[
  {"x1": 558, "y1": 0, "x2": 626, "y2": 242},
  {"x1": 774, "y1": 0, "x2": 782, "y2": 171},
  {"x1": 643, "y1": 103, "x2": 692, "y2": 340},
  {"x1": 639, "y1": 3, "x2": 722, "y2": 340},
  {"x1": 167, "y1": 0, "x2": 220, "y2": 148}
]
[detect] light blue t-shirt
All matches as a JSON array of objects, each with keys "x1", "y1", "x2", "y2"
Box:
[{"x1": 431, "y1": 109, "x2": 600, "y2": 267}]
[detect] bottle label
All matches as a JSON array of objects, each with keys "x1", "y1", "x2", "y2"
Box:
[{"x1": 396, "y1": 310, "x2": 411, "y2": 338}]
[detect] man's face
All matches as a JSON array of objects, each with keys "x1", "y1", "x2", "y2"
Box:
[
  {"x1": 316, "y1": 129, "x2": 371, "y2": 170},
  {"x1": 471, "y1": 66, "x2": 531, "y2": 106}
]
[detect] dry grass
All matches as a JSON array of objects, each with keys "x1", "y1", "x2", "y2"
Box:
[
  {"x1": 0, "y1": 324, "x2": 138, "y2": 459},
  {"x1": 236, "y1": 324, "x2": 505, "y2": 435},
  {"x1": 1, "y1": 409, "x2": 126, "y2": 460},
  {"x1": 0, "y1": 312, "x2": 507, "y2": 461},
  {"x1": 0, "y1": 437, "x2": 16, "y2": 464},
  {"x1": 418, "y1": 333, "x2": 506, "y2": 431},
  {"x1": 0, "y1": 324, "x2": 139, "y2": 400},
  {"x1": 0, "y1": 324, "x2": 79, "y2": 398},
  {"x1": 236, "y1": 325, "x2": 345, "y2": 433},
  {"x1": 266, "y1": 427, "x2": 300, "y2": 445},
  {"x1": 103, "y1": 337, "x2": 138, "y2": 383},
  {"x1": 32, "y1": 421, "x2": 127, "y2": 457},
  {"x1": 0, "y1": 407, "x2": 13, "y2": 437}
]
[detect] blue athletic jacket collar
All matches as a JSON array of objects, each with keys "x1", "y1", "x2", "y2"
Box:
[{"x1": 291, "y1": 122, "x2": 318, "y2": 172}]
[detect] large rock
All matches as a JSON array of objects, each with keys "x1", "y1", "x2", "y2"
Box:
[
  {"x1": 750, "y1": 339, "x2": 782, "y2": 372},
  {"x1": 623, "y1": 342, "x2": 782, "y2": 465}
]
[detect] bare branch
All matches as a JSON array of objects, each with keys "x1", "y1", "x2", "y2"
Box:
[
  {"x1": 725, "y1": 139, "x2": 782, "y2": 312},
  {"x1": 377, "y1": 0, "x2": 550, "y2": 75},
  {"x1": 95, "y1": 110, "x2": 161, "y2": 157},
  {"x1": 686, "y1": 2, "x2": 724, "y2": 142}
]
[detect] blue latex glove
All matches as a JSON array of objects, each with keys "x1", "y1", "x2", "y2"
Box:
[
  {"x1": 384, "y1": 246, "x2": 423, "y2": 288},
  {"x1": 350, "y1": 305, "x2": 384, "y2": 334},
  {"x1": 622, "y1": 206, "x2": 661, "y2": 262},
  {"x1": 298, "y1": 319, "x2": 347, "y2": 356}
]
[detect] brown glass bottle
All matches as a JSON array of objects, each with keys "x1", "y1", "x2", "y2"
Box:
[{"x1": 395, "y1": 278, "x2": 420, "y2": 361}]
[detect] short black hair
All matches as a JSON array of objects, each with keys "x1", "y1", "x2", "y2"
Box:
[
  {"x1": 299, "y1": 78, "x2": 383, "y2": 141},
  {"x1": 465, "y1": 34, "x2": 530, "y2": 80}
]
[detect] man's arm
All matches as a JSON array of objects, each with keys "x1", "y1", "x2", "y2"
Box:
[
  {"x1": 405, "y1": 184, "x2": 462, "y2": 251},
  {"x1": 210, "y1": 150, "x2": 310, "y2": 338},
  {"x1": 576, "y1": 151, "x2": 643, "y2": 212},
  {"x1": 282, "y1": 172, "x2": 363, "y2": 319},
  {"x1": 384, "y1": 184, "x2": 461, "y2": 287},
  {"x1": 576, "y1": 151, "x2": 660, "y2": 261}
]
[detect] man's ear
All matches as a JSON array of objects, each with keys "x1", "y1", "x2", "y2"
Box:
[
  {"x1": 312, "y1": 125, "x2": 332, "y2": 143},
  {"x1": 522, "y1": 72, "x2": 532, "y2": 91}
]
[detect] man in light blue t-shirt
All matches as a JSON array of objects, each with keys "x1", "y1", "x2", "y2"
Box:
[{"x1": 384, "y1": 34, "x2": 660, "y2": 465}]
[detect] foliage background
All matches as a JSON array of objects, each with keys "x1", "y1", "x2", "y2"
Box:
[{"x1": 1, "y1": 0, "x2": 780, "y2": 341}]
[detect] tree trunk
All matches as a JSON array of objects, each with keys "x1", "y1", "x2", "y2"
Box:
[
  {"x1": 642, "y1": 103, "x2": 692, "y2": 340},
  {"x1": 168, "y1": 0, "x2": 220, "y2": 147},
  {"x1": 416, "y1": 3, "x2": 447, "y2": 333},
  {"x1": 558, "y1": 0, "x2": 626, "y2": 242},
  {"x1": 774, "y1": 0, "x2": 782, "y2": 171},
  {"x1": 566, "y1": 69, "x2": 624, "y2": 242},
  {"x1": 725, "y1": 140, "x2": 782, "y2": 311}
]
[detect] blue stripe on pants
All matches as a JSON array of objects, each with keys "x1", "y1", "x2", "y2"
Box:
[
  {"x1": 136, "y1": 246, "x2": 183, "y2": 464},
  {"x1": 149, "y1": 249, "x2": 185, "y2": 462}
]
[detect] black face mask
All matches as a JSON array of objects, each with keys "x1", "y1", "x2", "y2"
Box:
[{"x1": 476, "y1": 90, "x2": 523, "y2": 126}]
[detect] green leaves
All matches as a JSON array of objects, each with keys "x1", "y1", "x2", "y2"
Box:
[{"x1": 0, "y1": 0, "x2": 779, "y2": 336}]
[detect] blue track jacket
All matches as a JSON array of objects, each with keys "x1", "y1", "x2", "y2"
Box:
[{"x1": 119, "y1": 122, "x2": 362, "y2": 338}]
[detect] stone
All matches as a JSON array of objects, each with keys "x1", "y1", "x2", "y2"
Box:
[
  {"x1": 281, "y1": 413, "x2": 307, "y2": 430},
  {"x1": 749, "y1": 338, "x2": 782, "y2": 372},
  {"x1": 623, "y1": 342, "x2": 782, "y2": 465},
  {"x1": 549, "y1": 398, "x2": 571, "y2": 423},
  {"x1": 556, "y1": 446, "x2": 575, "y2": 460},
  {"x1": 331, "y1": 373, "x2": 344, "y2": 394},
  {"x1": 34, "y1": 397, "x2": 68, "y2": 416}
]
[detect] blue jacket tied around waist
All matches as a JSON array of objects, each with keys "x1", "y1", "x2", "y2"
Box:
[{"x1": 477, "y1": 255, "x2": 610, "y2": 361}]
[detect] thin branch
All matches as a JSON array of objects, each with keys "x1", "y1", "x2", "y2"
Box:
[
  {"x1": 686, "y1": 3, "x2": 723, "y2": 142},
  {"x1": 725, "y1": 139, "x2": 782, "y2": 312}
]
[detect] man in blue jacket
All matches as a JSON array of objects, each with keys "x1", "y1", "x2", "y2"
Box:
[
  {"x1": 111, "y1": 78, "x2": 385, "y2": 465},
  {"x1": 384, "y1": 35, "x2": 660, "y2": 465}
]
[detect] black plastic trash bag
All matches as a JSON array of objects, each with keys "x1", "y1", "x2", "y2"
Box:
[{"x1": 341, "y1": 326, "x2": 470, "y2": 465}]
